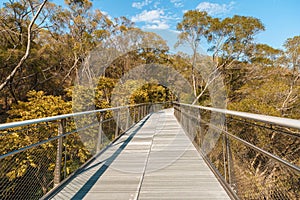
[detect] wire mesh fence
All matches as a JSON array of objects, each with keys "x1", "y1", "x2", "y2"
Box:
[
  {"x1": 174, "y1": 102, "x2": 300, "y2": 200},
  {"x1": 0, "y1": 103, "x2": 156, "y2": 200}
]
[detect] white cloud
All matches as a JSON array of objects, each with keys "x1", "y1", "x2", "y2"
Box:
[
  {"x1": 144, "y1": 22, "x2": 170, "y2": 29},
  {"x1": 131, "y1": 9, "x2": 164, "y2": 22},
  {"x1": 170, "y1": 0, "x2": 184, "y2": 8},
  {"x1": 132, "y1": 0, "x2": 152, "y2": 9},
  {"x1": 131, "y1": 9, "x2": 170, "y2": 30},
  {"x1": 196, "y1": 1, "x2": 235, "y2": 15}
]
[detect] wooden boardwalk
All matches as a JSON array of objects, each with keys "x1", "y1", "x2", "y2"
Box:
[{"x1": 48, "y1": 109, "x2": 231, "y2": 200}]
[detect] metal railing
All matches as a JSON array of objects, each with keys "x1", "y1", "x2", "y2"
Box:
[
  {"x1": 0, "y1": 103, "x2": 169, "y2": 200},
  {"x1": 174, "y1": 102, "x2": 300, "y2": 200}
]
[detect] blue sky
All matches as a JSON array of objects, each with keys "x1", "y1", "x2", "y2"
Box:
[
  {"x1": 1, "y1": 0, "x2": 299, "y2": 53},
  {"x1": 90, "y1": 0, "x2": 300, "y2": 52}
]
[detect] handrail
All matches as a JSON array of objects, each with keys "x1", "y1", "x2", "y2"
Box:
[
  {"x1": 176, "y1": 102, "x2": 300, "y2": 130},
  {"x1": 0, "y1": 103, "x2": 152, "y2": 130},
  {"x1": 174, "y1": 102, "x2": 300, "y2": 200},
  {"x1": 0, "y1": 102, "x2": 170, "y2": 200},
  {"x1": 0, "y1": 122, "x2": 98, "y2": 160},
  {"x1": 1, "y1": 102, "x2": 298, "y2": 200}
]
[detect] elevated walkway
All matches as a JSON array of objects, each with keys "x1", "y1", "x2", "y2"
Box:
[{"x1": 48, "y1": 109, "x2": 230, "y2": 199}]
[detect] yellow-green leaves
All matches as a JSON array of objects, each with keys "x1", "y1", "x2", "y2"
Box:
[{"x1": 8, "y1": 90, "x2": 71, "y2": 121}]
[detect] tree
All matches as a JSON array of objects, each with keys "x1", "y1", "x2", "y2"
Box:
[
  {"x1": 176, "y1": 11, "x2": 265, "y2": 105},
  {"x1": 49, "y1": 0, "x2": 113, "y2": 84},
  {"x1": 103, "y1": 28, "x2": 169, "y2": 80},
  {"x1": 0, "y1": 0, "x2": 68, "y2": 107},
  {"x1": 208, "y1": 15, "x2": 265, "y2": 68},
  {"x1": 176, "y1": 10, "x2": 212, "y2": 97},
  {"x1": 0, "y1": 90, "x2": 90, "y2": 199},
  {"x1": 0, "y1": 0, "x2": 48, "y2": 92},
  {"x1": 284, "y1": 35, "x2": 300, "y2": 70},
  {"x1": 250, "y1": 44, "x2": 283, "y2": 67},
  {"x1": 281, "y1": 36, "x2": 300, "y2": 114}
]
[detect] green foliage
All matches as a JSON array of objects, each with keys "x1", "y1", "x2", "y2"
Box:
[
  {"x1": 229, "y1": 65, "x2": 300, "y2": 118},
  {"x1": 0, "y1": 1, "x2": 299, "y2": 199},
  {"x1": 131, "y1": 83, "x2": 173, "y2": 104},
  {"x1": 8, "y1": 91, "x2": 71, "y2": 120},
  {"x1": 176, "y1": 10, "x2": 211, "y2": 49},
  {"x1": 95, "y1": 76, "x2": 117, "y2": 109},
  {"x1": 2, "y1": 91, "x2": 72, "y2": 156},
  {"x1": 284, "y1": 35, "x2": 300, "y2": 69},
  {"x1": 0, "y1": 90, "x2": 91, "y2": 198},
  {"x1": 250, "y1": 44, "x2": 283, "y2": 66}
]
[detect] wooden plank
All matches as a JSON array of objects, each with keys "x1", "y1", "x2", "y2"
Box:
[{"x1": 49, "y1": 108, "x2": 231, "y2": 200}]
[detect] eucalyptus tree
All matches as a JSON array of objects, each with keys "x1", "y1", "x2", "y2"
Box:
[
  {"x1": 0, "y1": 0, "x2": 49, "y2": 102},
  {"x1": 281, "y1": 36, "x2": 300, "y2": 114},
  {"x1": 176, "y1": 10, "x2": 212, "y2": 97},
  {"x1": 284, "y1": 35, "x2": 300, "y2": 71},
  {"x1": 208, "y1": 15, "x2": 265, "y2": 69},
  {"x1": 250, "y1": 44, "x2": 283, "y2": 67},
  {"x1": 176, "y1": 10, "x2": 265, "y2": 104},
  {"x1": 49, "y1": 0, "x2": 113, "y2": 84}
]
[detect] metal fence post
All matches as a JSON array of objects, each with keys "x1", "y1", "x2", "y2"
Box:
[
  {"x1": 141, "y1": 105, "x2": 144, "y2": 119},
  {"x1": 222, "y1": 134, "x2": 228, "y2": 182},
  {"x1": 115, "y1": 110, "x2": 120, "y2": 139},
  {"x1": 54, "y1": 119, "x2": 66, "y2": 187},
  {"x1": 146, "y1": 104, "x2": 149, "y2": 115},
  {"x1": 188, "y1": 107, "x2": 192, "y2": 134},
  {"x1": 138, "y1": 106, "x2": 141, "y2": 121},
  {"x1": 126, "y1": 107, "x2": 130, "y2": 130},
  {"x1": 97, "y1": 113, "x2": 103, "y2": 153},
  {"x1": 197, "y1": 110, "x2": 202, "y2": 147},
  {"x1": 226, "y1": 134, "x2": 233, "y2": 186},
  {"x1": 133, "y1": 107, "x2": 136, "y2": 123},
  {"x1": 183, "y1": 107, "x2": 186, "y2": 128}
]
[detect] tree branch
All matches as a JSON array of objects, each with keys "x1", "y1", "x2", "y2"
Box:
[
  {"x1": 0, "y1": 0, "x2": 48, "y2": 91},
  {"x1": 281, "y1": 72, "x2": 300, "y2": 113},
  {"x1": 192, "y1": 68, "x2": 221, "y2": 105},
  {"x1": 62, "y1": 53, "x2": 80, "y2": 83}
]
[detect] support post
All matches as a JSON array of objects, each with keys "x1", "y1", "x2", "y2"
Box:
[
  {"x1": 126, "y1": 107, "x2": 130, "y2": 130},
  {"x1": 141, "y1": 106, "x2": 144, "y2": 119},
  {"x1": 97, "y1": 113, "x2": 103, "y2": 153},
  {"x1": 222, "y1": 134, "x2": 228, "y2": 182},
  {"x1": 197, "y1": 110, "x2": 202, "y2": 147},
  {"x1": 146, "y1": 104, "x2": 149, "y2": 115},
  {"x1": 226, "y1": 134, "x2": 233, "y2": 186},
  {"x1": 115, "y1": 110, "x2": 120, "y2": 139},
  {"x1": 133, "y1": 107, "x2": 136, "y2": 123},
  {"x1": 188, "y1": 108, "x2": 191, "y2": 134},
  {"x1": 138, "y1": 106, "x2": 141, "y2": 121},
  {"x1": 54, "y1": 119, "x2": 66, "y2": 187}
]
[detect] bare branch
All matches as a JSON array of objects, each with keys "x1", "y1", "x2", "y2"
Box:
[
  {"x1": 281, "y1": 72, "x2": 300, "y2": 113},
  {"x1": 0, "y1": 0, "x2": 48, "y2": 91},
  {"x1": 192, "y1": 70, "x2": 220, "y2": 105},
  {"x1": 62, "y1": 53, "x2": 80, "y2": 83}
]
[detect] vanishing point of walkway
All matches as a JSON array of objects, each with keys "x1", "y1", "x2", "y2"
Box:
[{"x1": 48, "y1": 109, "x2": 230, "y2": 199}]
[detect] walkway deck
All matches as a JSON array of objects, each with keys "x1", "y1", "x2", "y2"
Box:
[{"x1": 48, "y1": 109, "x2": 231, "y2": 200}]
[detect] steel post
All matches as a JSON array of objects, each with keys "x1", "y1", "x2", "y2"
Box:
[
  {"x1": 97, "y1": 113, "x2": 103, "y2": 153},
  {"x1": 54, "y1": 119, "x2": 66, "y2": 187},
  {"x1": 115, "y1": 110, "x2": 120, "y2": 139},
  {"x1": 126, "y1": 107, "x2": 130, "y2": 130}
]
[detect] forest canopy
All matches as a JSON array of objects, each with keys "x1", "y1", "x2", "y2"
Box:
[
  {"x1": 0, "y1": 1, "x2": 299, "y2": 199},
  {"x1": 0, "y1": 0, "x2": 299, "y2": 122}
]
